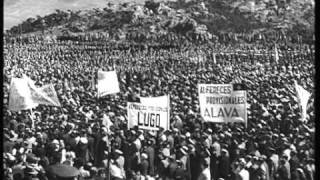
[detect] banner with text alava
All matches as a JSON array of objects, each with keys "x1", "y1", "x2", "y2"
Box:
[
  {"x1": 97, "y1": 70, "x2": 120, "y2": 98},
  {"x1": 127, "y1": 102, "x2": 170, "y2": 131},
  {"x1": 8, "y1": 78, "x2": 38, "y2": 111},
  {"x1": 198, "y1": 84, "x2": 247, "y2": 124}
]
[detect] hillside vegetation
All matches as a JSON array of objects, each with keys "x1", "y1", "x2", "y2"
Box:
[{"x1": 6, "y1": 0, "x2": 314, "y2": 43}]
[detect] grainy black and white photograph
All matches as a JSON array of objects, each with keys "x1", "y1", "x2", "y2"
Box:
[{"x1": 3, "y1": 0, "x2": 315, "y2": 180}]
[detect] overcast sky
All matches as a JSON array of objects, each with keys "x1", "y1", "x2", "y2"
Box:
[{"x1": 4, "y1": 0, "x2": 149, "y2": 30}]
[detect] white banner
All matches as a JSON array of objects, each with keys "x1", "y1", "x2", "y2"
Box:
[
  {"x1": 127, "y1": 102, "x2": 169, "y2": 131},
  {"x1": 139, "y1": 95, "x2": 169, "y2": 106},
  {"x1": 23, "y1": 75, "x2": 61, "y2": 107},
  {"x1": 294, "y1": 81, "x2": 311, "y2": 122},
  {"x1": 198, "y1": 84, "x2": 247, "y2": 124},
  {"x1": 8, "y1": 78, "x2": 38, "y2": 111},
  {"x1": 34, "y1": 84, "x2": 61, "y2": 107},
  {"x1": 97, "y1": 70, "x2": 120, "y2": 97}
]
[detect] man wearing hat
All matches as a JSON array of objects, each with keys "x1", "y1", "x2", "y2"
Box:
[
  {"x1": 218, "y1": 148, "x2": 230, "y2": 180},
  {"x1": 259, "y1": 155, "x2": 270, "y2": 180},
  {"x1": 23, "y1": 165, "x2": 40, "y2": 180},
  {"x1": 177, "y1": 146, "x2": 189, "y2": 170},
  {"x1": 139, "y1": 153, "x2": 149, "y2": 176},
  {"x1": 267, "y1": 147, "x2": 278, "y2": 180},
  {"x1": 289, "y1": 150, "x2": 300, "y2": 176},
  {"x1": 94, "y1": 127, "x2": 109, "y2": 167},
  {"x1": 109, "y1": 158, "x2": 125, "y2": 180},
  {"x1": 197, "y1": 159, "x2": 211, "y2": 180},
  {"x1": 211, "y1": 135, "x2": 221, "y2": 180},
  {"x1": 144, "y1": 139, "x2": 155, "y2": 176},
  {"x1": 304, "y1": 158, "x2": 315, "y2": 180},
  {"x1": 121, "y1": 135, "x2": 134, "y2": 175},
  {"x1": 157, "y1": 152, "x2": 169, "y2": 179},
  {"x1": 188, "y1": 142, "x2": 200, "y2": 180},
  {"x1": 276, "y1": 154, "x2": 291, "y2": 180},
  {"x1": 248, "y1": 156, "x2": 264, "y2": 180},
  {"x1": 202, "y1": 132, "x2": 211, "y2": 150},
  {"x1": 86, "y1": 130, "x2": 95, "y2": 163},
  {"x1": 166, "y1": 130, "x2": 175, "y2": 149},
  {"x1": 133, "y1": 131, "x2": 142, "y2": 153},
  {"x1": 237, "y1": 158, "x2": 249, "y2": 180},
  {"x1": 129, "y1": 138, "x2": 140, "y2": 174},
  {"x1": 174, "y1": 160, "x2": 188, "y2": 180},
  {"x1": 167, "y1": 155, "x2": 178, "y2": 179},
  {"x1": 77, "y1": 132, "x2": 90, "y2": 163},
  {"x1": 3, "y1": 131, "x2": 16, "y2": 153},
  {"x1": 114, "y1": 149, "x2": 126, "y2": 179}
]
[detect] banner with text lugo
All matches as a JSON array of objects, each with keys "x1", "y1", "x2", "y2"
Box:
[
  {"x1": 198, "y1": 84, "x2": 247, "y2": 124},
  {"x1": 127, "y1": 102, "x2": 169, "y2": 131}
]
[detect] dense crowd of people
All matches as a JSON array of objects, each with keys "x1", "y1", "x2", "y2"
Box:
[{"x1": 3, "y1": 34, "x2": 315, "y2": 180}]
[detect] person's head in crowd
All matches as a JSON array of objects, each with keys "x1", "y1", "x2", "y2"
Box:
[
  {"x1": 200, "y1": 159, "x2": 209, "y2": 170},
  {"x1": 24, "y1": 165, "x2": 40, "y2": 180},
  {"x1": 84, "y1": 162, "x2": 93, "y2": 171},
  {"x1": 238, "y1": 158, "x2": 246, "y2": 170},
  {"x1": 280, "y1": 154, "x2": 289, "y2": 164}
]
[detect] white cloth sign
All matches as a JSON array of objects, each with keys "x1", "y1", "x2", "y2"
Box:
[
  {"x1": 97, "y1": 70, "x2": 120, "y2": 97},
  {"x1": 127, "y1": 102, "x2": 170, "y2": 131},
  {"x1": 23, "y1": 75, "x2": 61, "y2": 107},
  {"x1": 8, "y1": 78, "x2": 38, "y2": 111},
  {"x1": 198, "y1": 84, "x2": 247, "y2": 124},
  {"x1": 294, "y1": 81, "x2": 311, "y2": 122},
  {"x1": 35, "y1": 84, "x2": 61, "y2": 106}
]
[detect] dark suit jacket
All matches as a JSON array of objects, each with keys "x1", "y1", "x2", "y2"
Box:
[
  {"x1": 167, "y1": 162, "x2": 178, "y2": 179},
  {"x1": 139, "y1": 159, "x2": 149, "y2": 176},
  {"x1": 3, "y1": 141, "x2": 15, "y2": 153},
  {"x1": 218, "y1": 155, "x2": 230, "y2": 179},
  {"x1": 145, "y1": 146, "x2": 155, "y2": 175}
]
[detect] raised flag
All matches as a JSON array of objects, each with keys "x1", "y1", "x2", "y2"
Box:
[
  {"x1": 36, "y1": 84, "x2": 61, "y2": 106},
  {"x1": 23, "y1": 75, "x2": 61, "y2": 107},
  {"x1": 97, "y1": 70, "x2": 120, "y2": 97},
  {"x1": 8, "y1": 78, "x2": 38, "y2": 111},
  {"x1": 294, "y1": 81, "x2": 311, "y2": 122}
]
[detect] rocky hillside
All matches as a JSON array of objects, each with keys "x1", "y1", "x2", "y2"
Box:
[{"x1": 6, "y1": 0, "x2": 314, "y2": 43}]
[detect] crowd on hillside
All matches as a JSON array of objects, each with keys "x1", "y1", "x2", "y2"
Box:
[
  {"x1": 3, "y1": 36, "x2": 315, "y2": 180},
  {"x1": 4, "y1": 28, "x2": 312, "y2": 47}
]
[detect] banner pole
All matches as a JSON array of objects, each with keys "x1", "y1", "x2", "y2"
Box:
[
  {"x1": 167, "y1": 94, "x2": 170, "y2": 131},
  {"x1": 245, "y1": 91, "x2": 248, "y2": 128},
  {"x1": 96, "y1": 70, "x2": 111, "y2": 179},
  {"x1": 30, "y1": 109, "x2": 34, "y2": 130}
]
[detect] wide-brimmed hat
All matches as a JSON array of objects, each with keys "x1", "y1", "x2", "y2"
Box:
[
  {"x1": 26, "y1": 154, "x2": 40, "y2": 164},
  {"x1": 24, "y1": 166, "x2": 39, "y2": 175},
  {"x1": 115, "y1": 149, "x2": 123, "y2": 155},
  {"x1": 47, "y1": 164, "x2": 79, "y2": 178}
]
